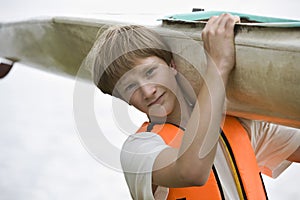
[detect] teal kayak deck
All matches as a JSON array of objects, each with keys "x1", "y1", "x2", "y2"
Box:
[{"x1": 162, "y1": 11, "x2": 300, "y2": 27}]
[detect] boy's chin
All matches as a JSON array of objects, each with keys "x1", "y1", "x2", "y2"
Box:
[{"x1": 148, "y1": 105, "x2": 168, "y2": 123}]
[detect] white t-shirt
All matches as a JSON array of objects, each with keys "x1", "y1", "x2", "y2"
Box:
[{"x1": 120, "y1": 119, "x2": 300, "y2": 200}]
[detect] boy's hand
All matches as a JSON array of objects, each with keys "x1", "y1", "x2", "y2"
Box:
[{"x1": 201, "y1": 13, "x2": 240, "y2": 80}]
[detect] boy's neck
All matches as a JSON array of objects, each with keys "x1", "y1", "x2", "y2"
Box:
[{"x1": 167, "y1": 94, "x2": 193, "y2": 128}]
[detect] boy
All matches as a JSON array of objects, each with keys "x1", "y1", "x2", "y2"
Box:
[{"x1": 90, "y1": 14, "x2": 300, "y2": 199}]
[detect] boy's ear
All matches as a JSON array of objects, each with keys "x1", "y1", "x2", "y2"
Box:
[
  {"x1": 169, "y1": 59, "x2": 176, "y2": 69},
  {"x1": 169, "y1": 59, "x2": 178, "y2": 75}
]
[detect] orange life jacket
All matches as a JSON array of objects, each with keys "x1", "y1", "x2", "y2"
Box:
[{"x1": 136, "y1": 116, "x2": 268, "y2": 200}]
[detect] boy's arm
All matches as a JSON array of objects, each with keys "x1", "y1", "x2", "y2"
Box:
[{"x1": 152, "y1": 13, "x2": 240, "y2": 188}]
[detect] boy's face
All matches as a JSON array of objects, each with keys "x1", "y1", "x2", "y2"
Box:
[{"x1": 115, "y1": 56, "x2": 179, "y2": 119}]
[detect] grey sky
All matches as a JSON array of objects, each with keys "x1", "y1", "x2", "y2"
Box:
[{"x1": 1, "y1": 0, "x2": 300, "y2": 22}]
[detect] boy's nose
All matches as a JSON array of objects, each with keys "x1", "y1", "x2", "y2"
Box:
[{"x1": 140, "y1": 84, "x2": 156, "y2": 99}]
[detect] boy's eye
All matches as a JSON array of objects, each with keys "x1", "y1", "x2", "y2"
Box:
[
  {"x1": 145, "y1": 67, "x2": 156, "y2": 77},
  {"x1": 125, "y1": 83, "x2": 137, "y2": 92}
]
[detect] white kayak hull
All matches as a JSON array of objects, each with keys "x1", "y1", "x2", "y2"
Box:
[{"x1": 0, "y1": 16, "x2": 299, "y2": 128}]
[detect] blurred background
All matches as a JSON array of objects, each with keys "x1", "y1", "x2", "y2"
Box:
[{"x1": 1, "y1": 0, "x2": 299, "y2": 199}]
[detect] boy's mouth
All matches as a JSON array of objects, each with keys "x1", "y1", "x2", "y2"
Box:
[{"x1": 148, "y1": 93, "x2": 165, "y2": 107}]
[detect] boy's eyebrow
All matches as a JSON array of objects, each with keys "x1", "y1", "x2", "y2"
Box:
[{"x1": 135, "y1": 60, "x2": 166, "y2": 69}]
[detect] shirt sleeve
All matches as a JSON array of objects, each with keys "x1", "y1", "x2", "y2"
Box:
[
  {"x1": 239, "y1": 118, "x2": 300, "y2": 178},
  {"x1": 120, "y1": 132, "x2": 170, "y2": 200}
]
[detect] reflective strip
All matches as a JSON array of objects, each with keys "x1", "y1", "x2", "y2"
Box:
[{"x1": 220, "y1": 134, "x2": 245, "y2": 199}]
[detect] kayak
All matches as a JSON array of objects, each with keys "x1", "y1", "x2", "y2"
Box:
[{"x1": 0, "y1": 11, "x2": 299, "y2": 128}]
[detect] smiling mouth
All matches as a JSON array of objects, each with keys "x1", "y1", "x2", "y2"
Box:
[{"x1": 148, "y1": 93, "x2": 165, "y2": 107}]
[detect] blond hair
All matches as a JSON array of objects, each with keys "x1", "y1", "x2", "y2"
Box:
[{"x1": 89, "y1": 25, "x2": 172, "y2": 96}]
